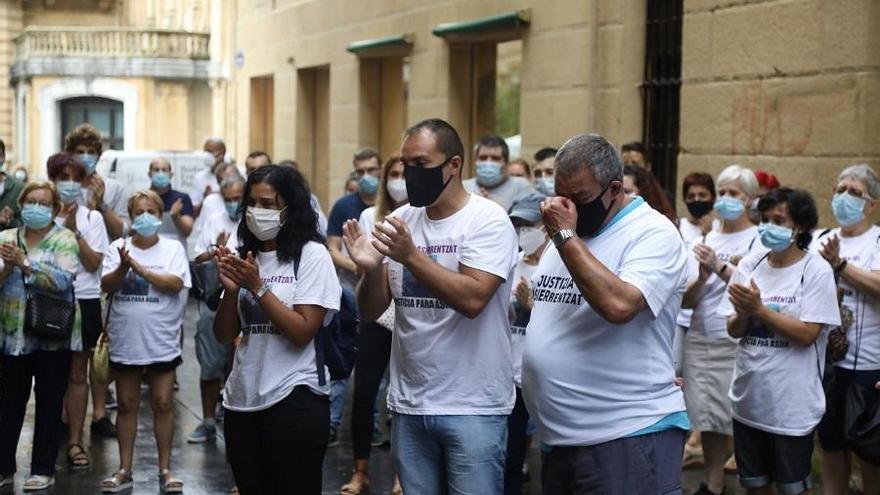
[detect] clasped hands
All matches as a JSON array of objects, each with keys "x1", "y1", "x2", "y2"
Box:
[
  {"x1": 213, "y1": 245, "x2": 263, "y2": 294},
  {"x1": 342, "y1": 216, "x2": 418, "y2": 271}
]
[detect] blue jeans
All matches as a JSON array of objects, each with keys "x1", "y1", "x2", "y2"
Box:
[
  {"x1": 392, "y1": 413, "x2": 507, "y2": 495},
  {"x1": 329, "y1": 378, "x2": 348, "y2": 430}
]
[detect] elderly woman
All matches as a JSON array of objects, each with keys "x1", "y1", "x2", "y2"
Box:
[
  {"x1": 722, "y1": 188, "x2": 840, "y2": 495},
  {"x1": 0, "y1": 181, "x2": 79, "y2": 491},
  {"x1": 813, "y1": 163, "x2": 880, "y2": 493},
  {"x1": 100, "y1": 191, "x2": 190, "y2": 493},
  {"x1": 46, "y1": 152, "x2": 112, "y2": 469},
  {"x1": 681, "y1": 164, "x2": 766, "y2": 495}
]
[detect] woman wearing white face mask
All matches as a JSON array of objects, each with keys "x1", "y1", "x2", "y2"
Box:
[
  {"x1": 341, "y1": 156, "x2": 407, "y2": 495},
  {"x1": 721, "y1": 188, "x2": 840, "y2": 495},
  {"x1": 100, "y1": 190, "x2": 190, "y2": 493},
  {"x1": 505, "y1": 192, "x2": 548, "y2": 495},
  {"x1": 47, "y1": 153, "x2": 112, "y2": 470},
  {"x1": 214, "y1": 165, "x2": 341, "y2": 495},
  {"x1": 812, "y1": 164, "x2": 880, "y2": 493},
  {"x1": 680, "y1": 164, "x2": 764, "y2": 495}
]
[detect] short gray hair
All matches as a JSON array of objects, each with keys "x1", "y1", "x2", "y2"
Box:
[
  {"x1": 716, "y1": 164, "x2": 759, "y2": 196},
  {"x1": 149, "y1": 156, "x2": 172, "y2": 171},
  {"x1": 220, "y1": 175, "x2": 244, "y2": 192},
  {"x1": 555, "y1": 133, "x2": 622, "y2": 187},
  {"x1": 838, "y1": 163, "x2": 880, "y2": 199}
]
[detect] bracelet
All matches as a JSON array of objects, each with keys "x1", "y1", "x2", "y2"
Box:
[{"x1": 718, "y1": 263, "x2": 728, "y2": 276}]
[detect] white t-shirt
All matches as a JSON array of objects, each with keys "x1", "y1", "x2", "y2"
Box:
[
  {"x1": 522, "y1": 199, "x2": 688, "y2": 446},
  {"x1": 510, "y1": 253, "x2": 539, "y2": 388},
  {"x1": 103, "y1": 237, "x2": 191, "y2": 365},
  {"x1": 192, "y1": 169, "x2": 220, "y2": 207},
  {"x1": 194, "y1": 211, "x2": 238, "y2": 257},
  {"x1": 685, "y1": 227, "x2": 764, "y2": 340},
  {"x1": 223, "y1": 242, "x2": 342, "y2": 412},
  {"x1": 811, "y1": 226, "x2": 880, "y2": 370},
  {"x1": 720, "y1": 251, "x2": 841, "y2": 435},
  {"x1": 385, "y1": 194, "x2": 518, "y2": 415},
  {"x1": 678, "y1": 217, "x2": 704, "y2": 244},
  {"x1": 200, "y1": 193, "x2": 226, "y2": 224},
  {"x1": 81, "y1": 175, "x2": 130, "y2": 236},
  {"x1": 54, "y1": 206, "x2": 108, "y2": 299}
]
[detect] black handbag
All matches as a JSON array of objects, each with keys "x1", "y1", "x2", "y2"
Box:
[{"x1": 18, "y1": 231, "x2": 76, "y2": 341}]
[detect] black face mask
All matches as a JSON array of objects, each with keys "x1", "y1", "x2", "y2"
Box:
[
  {"x1": 686, "y1": 200, "x2": 713, "y2": 219},
  {"x1": 404, "y1": 156, "x2": 455, "y2": 208},
  {"x1": 575, "y1": 184, "x2": 613, "y2": 237}
]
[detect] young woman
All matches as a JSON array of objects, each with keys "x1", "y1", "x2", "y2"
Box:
[
  {"x1": 681, "y1": 165, "x2": 764, "y2": 495},
  {"x1": 622, "y1": 164, "x2": 676, "y2": 222},
  {"x1": 0, "y1": 181, "x2": 79, "y2": 491},
  {"x1": 48, "y1": 153, "x2": 111, "y2": 469},
  {"x1": 341, "y1": 156, "x2": 407, "y2": 495},
  {"x1": 722, "y1": 188, "x2": 841, "y2": 495},
  {"x1": 679, "y1": 172, "x2": 717, "y2": 243},
  {"x1": 813, "y1": 164, "x2": 880, "y2": 493},
  {"x1": 215, "y1": 165, "x2": 341, "y2": 494},
  {"x1": 100, "y1": 190, "x2": 190, "y2": 493}
]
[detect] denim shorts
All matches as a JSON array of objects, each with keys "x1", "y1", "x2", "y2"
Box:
[{"x1": 733, "y1": 419, "x2": 813, "y2": 495}]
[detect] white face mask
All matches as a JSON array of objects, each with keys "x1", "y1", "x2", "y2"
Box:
[
  {"x1": 518, "y1": 226, "x2": 547, "y2": 255},
  {"x1": 246, "y1": 206, "x2": 285, "y2": 241},
  {"x1": 386, "y1": 178, "x2": 408, "y2": 204}
]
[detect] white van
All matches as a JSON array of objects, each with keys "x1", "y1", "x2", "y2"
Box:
[{"x1": 95, "y1": 150, "x2": 216, "y2": 199}]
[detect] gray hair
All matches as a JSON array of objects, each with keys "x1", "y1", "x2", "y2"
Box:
[
  {"x1": 149, "y1": 156, "x2": 172, "y2": 171},
  {"x1": 555, "y1": 133, "x2": 622, "y2": 187},
  {"x1": 838, "y1": 163, "x2": 880, "y2": 199},
  {"x1": 220, "y1": 175, "x2": 244, "y2": 192},
  {"x1": 204, "y1": 137, "x2": 226, "y2": 148},
  {"x1": 716, "y1": 164, "x2": 759, "y2": 196}
]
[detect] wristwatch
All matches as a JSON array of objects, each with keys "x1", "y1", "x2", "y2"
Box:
[
  {"x1": 253, "y1": 284, "x2": 271, "y2": 300},
  {"x1": 74, "y1": 230, "x2": 84, "y2": 241},
  {"x1": 551, "y1": 229, "x2": 576, "y2": 248}
]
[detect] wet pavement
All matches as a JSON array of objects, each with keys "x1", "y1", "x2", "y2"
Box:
[{"x1": 6, "y1": 300, "x2": 813, "y2": 494}]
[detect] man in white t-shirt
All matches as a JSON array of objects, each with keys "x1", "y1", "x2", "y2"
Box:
[
  {"x1": 343, "y1": 118, "x2": 517, "y2": 495},
  {"x1": 192, "y1": 137, "x2": 230, "y2": 217},
  {"x1": 521, "y1": 133, "x2": 689, "y2": 494}
]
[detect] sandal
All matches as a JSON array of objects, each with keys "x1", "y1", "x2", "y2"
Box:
[
  {"x1": 392, "y1": 477, "x2": 403, "y2": 495},
  {"x1": 101, "y1": 469, "x2": 133, "y2": 493},
  {"x1": 159, "y1": 469, "x2": 183, "y2": 493},
  {"x1": 23, "y1": 475, "x2": 54, "y2": 491},
  {"x1": 340, "y1": 472, "x2": 370, "y2": 494},
  {"x1": 67, "y1": 443, "x2": 90, "y2": 469}
]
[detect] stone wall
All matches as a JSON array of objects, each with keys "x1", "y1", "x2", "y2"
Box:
[{"x1": 679, "y1": 0, "x2": 880, "y2": 226}]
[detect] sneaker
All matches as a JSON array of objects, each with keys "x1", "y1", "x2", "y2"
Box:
[
  {"x1": 105, "y1": 389, "x2": 117, "y2": 410},
  {"x1": 187, "y1": 422, "x2": 217, "y2": 444},
  {"x1": 371, "y1": 428, "x2": 387, "y2": 447},
  {"x1": 692, "y1": 483, "x2": 724, "y2": 495},
  {"x1": 328, "y1": 427, "x2": 339, "y2": 447},
  {"x1": 91, "y1": 416, "x2": 117, "y2": 438}
]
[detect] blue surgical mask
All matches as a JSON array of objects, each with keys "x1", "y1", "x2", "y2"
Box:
[
  {"x1": 21, "y1": 203, "x2": 53, "y2": 229},
  {"x1": 77, "y1": 153, "x2": 98, "y2": 175},
  {"x1": 758, "y1": 222, "x2": 795, "y2": 252},
  {"x1": 536, "y1": 177, "x2": 555, "y2": 196},
  {"x1": 831, "y1": 192, "x2": 866, "y2": 227},
  {"x1": 151, "y1": 171, "x2": 171, "y2": 189},
  {"x1": 56, "y1": 181, "x2": 82, "y2": 204},
  {"x1": 476, "y1": 161, "x2": 504, "y2": 187},
  {"x1": 358, "y1": 174, "x2": 379, "y2": 196},
  {"x1": 714, "y1": 196, "x2": 746, "y2": 221},
  {"x1": 131, "y1": 212, "x2": 163, "y2": 237},
  {"x1": 225, "y1": 200, "x2": 240, "y2": 220}
]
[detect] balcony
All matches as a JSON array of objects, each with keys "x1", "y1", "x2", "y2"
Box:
[
  {"x1": 10, "y1": 27, "x2": 218, "y2": 82},
  {"x1": 14, "y1": 27, "x2": 210, "y2": 61}
]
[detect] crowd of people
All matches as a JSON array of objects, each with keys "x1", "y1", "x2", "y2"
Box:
[{"x1": 0, "y1": 118, "x2": 877, "y2": 495}]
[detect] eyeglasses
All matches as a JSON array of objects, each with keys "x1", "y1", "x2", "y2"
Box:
[{"x1": 835, "y1": 185, "x2": 871, "y2": 200}]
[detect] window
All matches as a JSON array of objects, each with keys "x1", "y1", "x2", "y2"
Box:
[
  {"x1": 642, "y1": 0, "x2": 683, "y2": 195},
  {"x1": 60, "y1": 97, "x2": 124, "y2": 151}
]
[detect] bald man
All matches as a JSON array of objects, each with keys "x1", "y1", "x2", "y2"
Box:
[{"x1": 149, "y1": 156, "x2": 195, "y2": 247}]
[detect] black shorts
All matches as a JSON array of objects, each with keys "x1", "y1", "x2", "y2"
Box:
[
  {"x1": 733, "y1": 419, "x2": 813, "y2": 495},
  {"x1": 78, "y1": 298, "x2": 103, "y2": 350},
  {"x1": 109, "y1": 355, "x2": 182, "y2": 374},
  {"x1": 817, "y1": 366, "x2": 880, "y2": 452}
]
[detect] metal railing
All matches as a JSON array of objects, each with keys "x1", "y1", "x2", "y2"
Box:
[{"x1": 14, "y1": 27, "x2": 210, "y2": 60}]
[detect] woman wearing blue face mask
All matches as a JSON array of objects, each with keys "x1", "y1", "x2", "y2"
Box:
[
  {"x1": 214, "y1": 165, "x2": 341, "y2": 494},
  {"x1": 0, "y1": 181, "x2": 79, "y2": 491},
  {"x1": 811, "y1": 163, "x2": 880, "y2": 493},
  {"x1": 679, "y1": 164, "x2": 764, "y2": 495},
  {"x1": 722, "y1": 188, "x2": 840, "y2": 495},
  {"x1": 47, "y1": 152, "x2": 114, "y2": 469},
  {"x1": 100, "y1": 190, "x2": 190, "y2": 493}
]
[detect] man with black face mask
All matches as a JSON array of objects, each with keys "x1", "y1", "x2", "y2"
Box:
[
  {"x1": 520, "y1": 133, "x2": 689, "y2": 494},
  {"x1": 342, "y1": 118, "x2": 518, "y2": 495}
]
